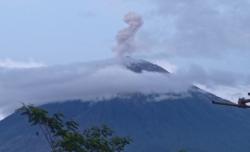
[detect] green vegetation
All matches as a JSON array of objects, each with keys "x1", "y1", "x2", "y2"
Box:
[{"x1": 18, "y1": 104, "x2": 131, "y2": 152}]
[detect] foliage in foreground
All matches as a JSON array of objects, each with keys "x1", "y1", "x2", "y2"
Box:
[{"x1": 17, "y1": 104, "x2": 131, "y2": 152}]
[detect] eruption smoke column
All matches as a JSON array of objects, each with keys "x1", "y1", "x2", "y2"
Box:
[{"x1": 113, "y1": 12, "x2": 143, "y2": 57}]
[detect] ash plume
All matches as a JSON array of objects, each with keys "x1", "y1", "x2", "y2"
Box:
[{"x1": 113, "y1": 12, "x2": 143, "y2": 57}]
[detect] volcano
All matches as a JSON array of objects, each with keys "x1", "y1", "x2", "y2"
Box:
[
  {"x1": 0, "y1": 57, "x2": 250, "y2": 152},
  {"x1": 121, "y1": 57, "x2": 169, "y2": 73}
]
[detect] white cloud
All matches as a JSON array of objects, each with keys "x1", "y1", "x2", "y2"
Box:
[
  {"x1": 0, "y1": 58, "x2": 191, "y2": 117},
  {"x1": 0, "y1": 59, "x2": 45, "y2": 69},
  {"x1": 175, "y1": 64, "x2": 250, "y2": 102},
  {"x1": 197, "y1": 84, "x2": 250, "y2": 102},
  {"x1": 0, "y1": 57, "x2": 248, "y2": 119}
]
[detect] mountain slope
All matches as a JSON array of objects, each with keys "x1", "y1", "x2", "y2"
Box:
[
  {"x1": 1, "y1": 90, "x2": 250, "y2": 152},
  {"x1": 0, "y1": 58, "x2": 250, "y2": 152}
]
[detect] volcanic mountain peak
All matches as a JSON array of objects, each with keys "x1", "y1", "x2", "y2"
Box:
[{"x1": 120, "y1": 56, "x2": 169, "y2": 74}]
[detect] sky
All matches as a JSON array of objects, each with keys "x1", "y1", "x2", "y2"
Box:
[
  {"x1": 0, "y1": 0, "x2": 250, "y2": 117},
  {"x1": 0, "y1": 0, "x2": 250, "y2": 67},
  {"x1": 0, "y1": 0, "x2": 146, "y2": 64}
]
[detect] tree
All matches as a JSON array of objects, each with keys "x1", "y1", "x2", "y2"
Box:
[{"x1": 17, "y1": 104, "x2": 131, "y2": 152}]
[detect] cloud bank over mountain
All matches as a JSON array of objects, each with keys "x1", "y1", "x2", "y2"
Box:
[
  {"x1": 0, "y1": 57, "x2": 248, "y2": 119},
  {"x1": 0, "y1": 58, "x2": 192, "y2": 117}
]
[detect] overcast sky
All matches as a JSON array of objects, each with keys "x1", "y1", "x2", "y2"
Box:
[
  {"x1": 0, "y1": 0, "x2": 250, "y2": 117},
  {"x1": 0, "y1": 0, "x2": 249, "y2": 65}
]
